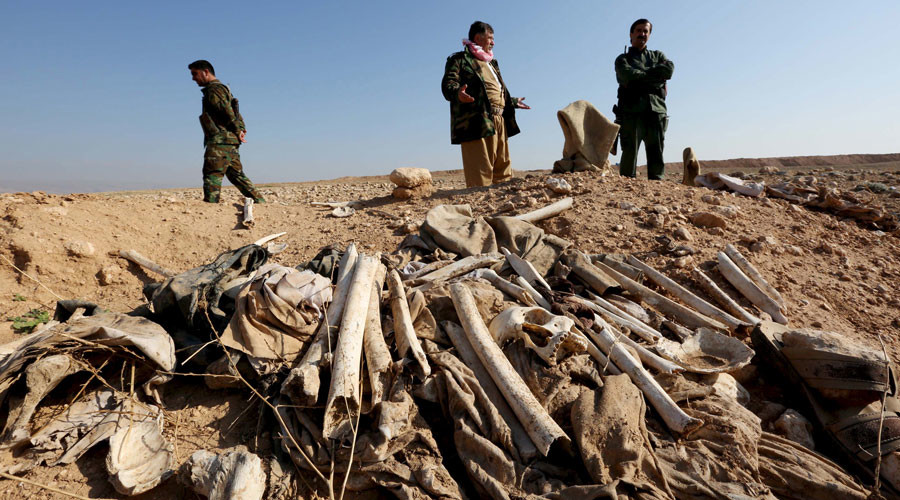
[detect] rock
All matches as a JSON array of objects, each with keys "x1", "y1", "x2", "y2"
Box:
[
  {"x1": 710, "y1": 373, "x2": 750, "y2": 406},
  {"x1": 41, "y1": 206, "x2": 68, "y2": 217},
  {"x1": 673, "y1": 255, "x2": 693, "y2": 269},
  {"x1": 711, "y1": 205, "x2": 739, "y2": 218},
  {"x1": 392, "y1": 183, "x2": 435, "y2": 200},
  {"x1": 646, "y1": 214, "x2": 665, "y2": 228},
  {"x1": 708, "y1": 227, "x2": 725, "y2": 236},
  {"x1": 649, "y1": 205, "x2": 670, "y2": 215},
  {"x1": 690, "y1": 212, "x2": 727, "y2": 229},
  {"x1": 759, "y1": 166, "x2": 780, "y2": 174},
  {"x1": 728, "y1": 364, "x2": 758, "y2": 385},
  {"x1": 612, "y1": 224, "x2": 624, "y2": 231},
  {"x1": 65, "y1": 240, "x2": 95, "y2": 257},
  {"x1": 618, "y1": 201, "x2": 637, "y2": 211},
  {"x1": 755, "y1": 401, "x2": 787, "y2": 423},
  {"x1": 398, "y1": 222, "x2": 419, "y2": 234},
  {"x1": 785, "y1": 245, "x2": 803, "y2": 256},
  {"x1": 389, "y1": 168, "x2": 432, "y2": 188},
  {"x1": 700, "y1": 194, "x2": 721, "y2": 205},
  {"x1": 544, "y1": 177, "x2": 572, "y2": 194},
  {"x1": 98, "y1": 265, "x2": 123, "y2": 286},
  {"x1": 673, "y1": 227, "x2": 693, "y2": 241},
  {"x1": 774, "y1": 409, "x2": 815, "y2": 450}
]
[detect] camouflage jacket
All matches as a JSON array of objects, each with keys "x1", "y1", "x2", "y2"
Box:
[
  {"x1": 199, "y1": 80, "x2": 245, "y2": 146},
  {"x1": 441, "y1": 50, "x2": 521, "y2": 145},
  {"x1": 615, "y1": 48, "x2": 674, "y2": 115}
]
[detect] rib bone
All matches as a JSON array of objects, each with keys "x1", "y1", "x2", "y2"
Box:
[
  {"x1": 691, "y1": 267, "x2": 760, "y2": 325},
  {"x1": 717, "y1": 252, "x2": 787, "y2": 324},
  {"x1": 724, "y1": 244, "x2": 785, "y2": 308}
]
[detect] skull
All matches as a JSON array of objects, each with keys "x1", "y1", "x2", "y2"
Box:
[{"x1": 488, "y1": 307, "x2": 588, "y2": 365}]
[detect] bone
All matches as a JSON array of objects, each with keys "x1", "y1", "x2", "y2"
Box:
[
  {"x1": 411, "y1": 253, "x2": 502, "y2": 289},
  {"x1": 179, "y1": 447, "x2": 266, "y2": 500},
  {"x1": 387, "y1": 269, "x2": 431, "y2": 379},
  {"x1": 252, "y1": 232, "x2": 287, "y2": 246},
  {"x1": 590, "y1": 315, "x2": 704, "y2": 435},
  {"x1": 576, "y1": 293, "x2": 662, "y2": 343},
  {"x1": 474, "y1": 269, "x2": 538, "y2": 307},
  {"x1": 117, "y1": 250, "x2": 176, "y2": 278},
  {"x1": 513, "y1": 197, "x2": 573, "y2": 223},
  {"x1": 443, "y1": 321, "x2": 539, "y2": 461},
  {"x1": 106, "y1": 401, "x2": 173, "y2": 495},
  {"x1": 717, "y1": 252, "x2": 787, "y2": 324},
  {"x1": 691, "y1": 267, "x2": 760, "y2": 325},
  {"x1": 401, "y1": 259, "x2": 453, "y2": 280},
  {"x1": 323, "y1": 254, "x2": 379, "y2": 440},
  {"x1": 626, "y1": 256, "x2": 748, "y2": 332},
  {"x1": 363, "y1": 263, "x2": 391, "y2": 410},
  {"x1": 588, "y1": 254, "x2": 645, "y2": 282},
  {"x1": 593, "y1": 260, "x2": 729, "y2": 331},
  {"x1": 281, "y1": 243, "x2": 358, "y2": 407},
  {"x1": 605, "y1": 294, "x2": 651, "y2": 324},
  {"x1": 559, "y1": 249, "x2": 620, "y2": 296},
  {"x1": 515, "y1": 276, "x2": 553, "y2": 311},
  {"x1": 450, "y1": 283, "x2": 570, "y2": 455},
  {"x1": 488, "y1": 307, "x2": 588, "y2": 365},
  {"x1": 724, "y1": 244, "x2": 785, "y2": 308},
  {"x1": 241, "y1": 198, "x2": 255, "y2": 228},
  {"x1": 501, "y1": 248, "x2": 551, "y2": 290},
  {"x1": 310, "y1": 201, "x2": 361, "y2": 209}
]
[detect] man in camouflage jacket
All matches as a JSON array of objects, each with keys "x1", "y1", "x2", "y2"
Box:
[
  {"x1": 441, "y1": 21, "x2": 530, "y2": 187},
  {"x1": 615, "y1": 19, "x2": 674, "y2": 180},
  {"x1": 188, "y1": 60, "x2": 265, "y2": 203}
]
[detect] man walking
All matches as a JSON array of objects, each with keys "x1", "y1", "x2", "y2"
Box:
[
  {"x1": 441, "y1": 21, "x2": 530, "y2": 188},
  {"x1": 614, "y1": 19, "x2": 674, "y2": 180},
  {"x1": 188, "y1": 60, "x2": 265, "y2": 203}
]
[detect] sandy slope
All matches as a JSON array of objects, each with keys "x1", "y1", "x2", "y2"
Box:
[{"x1": 1, "y1": 155, "x2": 899, "y2": 498}]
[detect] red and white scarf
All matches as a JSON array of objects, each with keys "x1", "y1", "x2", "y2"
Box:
[{"x1": 462, "y1": 38, "x2": 493, "y2": 62}]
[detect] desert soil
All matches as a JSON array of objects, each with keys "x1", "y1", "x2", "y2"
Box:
[{"x1": 1, "y1": 153, "x2": 900, "y2": 498}]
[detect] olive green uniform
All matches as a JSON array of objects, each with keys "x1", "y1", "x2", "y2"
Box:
[
  {"x1": 615, "y1": 47, "x2": 674, "y2": 180},
  {"x1": 441, "y1": 49, "x2": 521, "y2": 187},
  {"x1": 198, "y1": 80, "x2": 264, "y2": 203}
]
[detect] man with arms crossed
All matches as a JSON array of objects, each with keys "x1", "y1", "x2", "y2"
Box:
[
  {"x1": 188, "y1": 60, "x2": 265, "y2": 203},
  {"x1": 615, "y1": 19, "x2": 674, "y2": 180},
  {"x1": 441, "y1": 21, "x2": 531, "y2": 188}
]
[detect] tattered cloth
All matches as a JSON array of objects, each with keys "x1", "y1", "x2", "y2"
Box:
[
  {"x1": 221, "y1": 264, "x2": 332, "y2": 360},
  {"x1": 418, "y1": 204, "x2": 571, "y2": 276},
  {"x1": 553, "y1": 100, "x2": 619, "y2": 174}
]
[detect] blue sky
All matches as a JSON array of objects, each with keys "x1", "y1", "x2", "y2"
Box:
[{"x1": 2, "y1": 1, "x2": 898, "y2": 193}]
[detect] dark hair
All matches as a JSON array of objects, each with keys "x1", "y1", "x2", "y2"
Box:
[
  {"x1": 630, "y1": 18, "x2": 652, "y2": 34},
  {"x1": 188, "y1": 60, "x2": 215, "y2": 75},
  {"x1": 468, "y1": 21, "x2": 493, "y2": 41}
]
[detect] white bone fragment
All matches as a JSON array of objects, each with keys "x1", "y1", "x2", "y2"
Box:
[
  {"x1": 592, "y1": 260, "x2": 728, "y2": 331},
  {"x1": 501, "y1": 248, "x2": 551, "y2": 290},
  {"x1": 717, "y1": 252, "x2": 787, "y2": 324},
  {"x1": 654, "y1": 328, "x2": 755, "y2": 374},
  {"x1": 310, "y1": 201, "x2": 361, "y2": 209},
  {"x1": 442, "y1": 321, "x2": 540, "y2": 461},
  {"x1": 282, "y1": 243, "x2": 358, "y2": 406},
  {"x1": 252, "y1": 232, "x2": 287, "y2": 246},
  {"x1": 579, "y1": 293, "x2": 662, "y2": 343},
  {"x1": 474, "y1": 269, "x2": 537, "y2": 307},
  {"x1": 724, "y1": 243, "x2": 785, "y2": 308},
  {"x1": 488, "y1": 307, "x2": 588, "y2": 365},
  {"x1": 387, "y1": 269, "x2": 431, "y2": 379},
  {"x1": 605, "y1": 294, "x2": 651, "y2": 324},
  {"x1": 588, "y1": 254, "x2": 645, "y2": 282},
  {"x1": 412, "y1": 253, "x2": 502, "y2": 289},
  {"x1": 591, "y1": 314, "x2": 704, "y2": 435},
  {"x1": 515, "y1": 276, "x2": 553, "y2": 311},
  {"x1": 106, "y1": 401, "x2": 173, "y2": 495},
  {"x1": 323, "y1": 254, "x2": 379, "y2": 440},
  {"x1": 626, "y1": 255, "x2": 748, "y2": 332},
  {"x1": 513, "y1": 197, "x2": 574, "y2": 223},
  {"x1": 450, "y1": 283, "x2": 570, "y2": 456},
  {"x1": 117, "y1": 250, "x2": 176, "y2": 278},
  {"x1": 559, "y1": 249, "x2": 620, "y2": 296},
  {"x1": 691, "y1": 267, "x2": 760, "y2": 325},
  {"x1": 179, "y1": 447, "x2": 266, "y2": 500},
  {"x1": 364, "y1": 263, "x2": 391, "y2": 409},
  {"x1": 241, "y1": 198, "x2": 254, "y2": 228}
]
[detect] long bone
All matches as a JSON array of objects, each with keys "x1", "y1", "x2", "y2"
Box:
[
  {"x1": 322, "y1": 254, "x2": 379, "y2": 440},
  {"x1": 450, "y1": 283, "x2": 570, "y2": 456},
  {"x1": 513, "y1": 197, "x2": 573, "y2": 223},
  {"x1": 474, "y1": 269, "x2": 538, "y2": 307},
  {"x1": 515, "y1": 276, "x2": 553, "y2": 311},
  {"x1": 691, "y1": 267, "x2": 760, "y2": 325},
  {"x1": 387, "y1": 269, "x2": 431, "y2": 379},
  {"x1": 411, "y1": 253, "x2": 502, "y2": 290},
  {"x1": 590, "y1": 314, "x2": 704, "y2": 435},
  {"x1": 724, "y1": 244, "x2": 785, "y2": 308},
  {"x1": 588, "y1": 254, "x2": 645, "y2": 282},
  {"x1": 241, "y1": 198, "x2": 254, "y2": 228},
  {"x1": 363, "y1": 263, "x2": 391, "y2": 410},
  {"x1": 592, "y1": 260, "x2": 728, "y2": 331},
  {"x1": 583, "y1": 292, "x2": 662, "y2": 343},
  {"x1": 717, "y1": 252, "x2": 787, "y2": 324},
  {"x1": 501, "y1": 248, "x2": 551, "y2": 290},
  {"x1": 559, "y1": 249, "x2": 621, "y2": 296},
  {"x1": 282, "y1": 243, "x2": 358, "y2": 406},
  {"x1": 626, "y1": 256, "x2": 748, "y2": 332}
]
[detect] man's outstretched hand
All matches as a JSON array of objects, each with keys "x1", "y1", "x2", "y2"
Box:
[
  {"x1": 516, "y1": 97, "x2": 531, "y2": 109},
  {"x1": 239, "y1": 130, "x2": 247, "y2": 143},
  {"x1": 457, "y1": 84, "x2": 475, "y2": 103}
]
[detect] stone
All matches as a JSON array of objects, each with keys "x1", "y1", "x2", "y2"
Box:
[
  {"x1": 544, "y1": 177, "x2": 572, "y2": 194},
  {"x1": 649, "y1": 205, "x2": 670, "y2": 215},
  {"x1": 690, "y1": 212, "x2": 727, "y2": 229},
  {"x1": 711, "y1": 205, "x2": 739, "y2": 219},
  {"x1": 392, "y1": 183, "x2": 435, "y2": 200},
  {"x1": 98, "y1": 265, "x2": 122, "y2": 286},
  {"x1": 710, "y1": 373, "x2": 750, "y2": 406},
  {"x1": 673, "y1": 227, "x2": 693, "y2": 241},
  {"x1": 65, "y1": 240, "x2": 95, "y2": 257},
  {"x1": 759, "y1": 166, "x2": 780, "y2": 174},
  {"x1": 389, "y1": 168, "x2": 432, "y2": 188},
  {"x1": 673, "y1": 255, "x2": 693, "y2": 269},
  {"x1": 700, "y1": 194, "x2": 721, "y2": 205},
  {"x1": 785, "y1": 245, "x2": 804, "y2": 256},
  {"x1": 708, "y1": 227, "x2": 725, "y2": 236},
  {"x1": 646, "y1": 214, "x2": 665, "y2": 228},
  {"x1": 618, "y1": 201, "x2": 637, "y2": 211},
  {"x1": 755, "y1": 401, "x2": 787, "y2": 424},
  {"x1": 774, "y1": 409, "x2": 815, "y2": 450}
]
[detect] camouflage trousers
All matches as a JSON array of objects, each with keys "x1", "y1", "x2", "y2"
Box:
[
  {"x1": 202, "y1": 144, "x2": 265, "y2": 203},
  {"x1": 460, "y1": 113, "x2": 510, "y2": 187}
]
